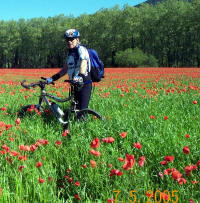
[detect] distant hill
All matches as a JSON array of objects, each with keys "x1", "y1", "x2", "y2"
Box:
[
  {"x1": 135, "y1": 0, "x2": 166, "y2": 7},
  {"x1": 135, "y1": 0, "x2": 192, "y2": 6},
  {"x1": 143, "y1": 0, "x2": 166, "y2": 5}
]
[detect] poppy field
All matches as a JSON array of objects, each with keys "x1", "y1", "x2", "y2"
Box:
[{"x1": 0, "y1": 68, "x2": 199, "y2": 203}]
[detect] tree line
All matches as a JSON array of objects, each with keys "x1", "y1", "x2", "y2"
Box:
[{"x1": 0, "y1": 0, "x2": 200, "y2": 68}]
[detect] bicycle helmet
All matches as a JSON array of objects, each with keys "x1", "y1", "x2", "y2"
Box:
[{"x1": 64, "y1": 29, "x2": 80, "y2": 39}]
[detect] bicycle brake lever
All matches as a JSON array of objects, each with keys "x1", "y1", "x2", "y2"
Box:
[{"x1": 41, "y1": 77, "x2": 46, "y2": 80}]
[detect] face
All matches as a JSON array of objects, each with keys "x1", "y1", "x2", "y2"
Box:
[{"x1": 66, "y1": 38, "x2": 79, "y2": 49}]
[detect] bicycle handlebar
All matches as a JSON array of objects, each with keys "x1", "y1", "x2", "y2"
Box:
[
  {"x1": 21, "y1": 80, "x2": 45, "y2": 89},
  {"x1": 21, "y1": 80, "x2": 73, "y2": 102}
]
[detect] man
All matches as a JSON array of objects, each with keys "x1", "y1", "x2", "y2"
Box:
[{"x1": 46, "y1": 29, "x2": 92, "y2": 110}]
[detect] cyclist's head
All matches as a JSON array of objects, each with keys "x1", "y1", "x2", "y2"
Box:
[{"x1": 64, "y1": 29, "x2": 80, "y2": 49}]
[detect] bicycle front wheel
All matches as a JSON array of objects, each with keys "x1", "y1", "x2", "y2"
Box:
[
  {"x1": 18, "y1": 104, "x2": 41, "y2": 118},
  {"x1": 75, "y1": 108, "x2": 105, "y2": 122}
]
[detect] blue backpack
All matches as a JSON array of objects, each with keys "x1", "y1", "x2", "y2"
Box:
[{"x1": 87, "y1": 49, "x2": 104, "y2": 82}]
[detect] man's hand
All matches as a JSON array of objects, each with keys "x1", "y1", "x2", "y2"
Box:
[{"x1": 46, "y1": 77, "x2": 53, "y2": 84}]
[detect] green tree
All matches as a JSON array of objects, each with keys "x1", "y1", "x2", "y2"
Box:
[{"x1": 114, "y1": 47, "x2": 158, "y2": 67}]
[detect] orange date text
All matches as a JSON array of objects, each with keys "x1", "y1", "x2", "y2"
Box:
[{"x1": 113, "y1": 190, "x2": 179, "y2": 203}]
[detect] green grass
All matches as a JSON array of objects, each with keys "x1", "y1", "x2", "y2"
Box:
[{"x1": 0, "y1": 76, "x2": 199, "y2": 203}]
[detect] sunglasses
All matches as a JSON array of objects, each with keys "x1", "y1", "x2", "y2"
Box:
[{"x1": 66, "y1": 38, "x2": 76, "y2": 42}]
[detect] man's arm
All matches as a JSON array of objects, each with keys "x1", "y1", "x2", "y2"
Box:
[
  {"x1": 73, "y1": 59, "x2": 88, "y2": 82},
  {"x1": 52, "y1": 64, "x2": 68, "y2": 81}
]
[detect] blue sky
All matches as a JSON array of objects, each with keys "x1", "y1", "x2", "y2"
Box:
[{"x1": 0, "y1": 0, "x2": 146, "y2": 21}]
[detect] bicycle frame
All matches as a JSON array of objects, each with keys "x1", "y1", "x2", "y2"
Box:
[{"x1": 39, "y1": 91, "x2": 70, "y2": 125}]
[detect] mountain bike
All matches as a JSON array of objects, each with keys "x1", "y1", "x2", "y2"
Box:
[{"x1": 19, "y1": 77, "x2": 104, "y2": 129}]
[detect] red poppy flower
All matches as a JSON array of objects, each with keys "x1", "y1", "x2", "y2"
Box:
[
  {"x1": 158, "y1": 172, "x2": 163, "y2": 178},
  {"x1": 183, "y1": 146, "x2": 190, "y2": 154},
  {"x1": 138, "y1": 156, "x2": 146, "y2": 167},
  {"x1": 0, "y1": 150, "x2": 6, "y2": 155},
  {"x1": 138, "y1": 160, "x2": 145, "y2": 167},
  {"x1": 185, "y1": 134, "x2": 190, "y2": 138},
  {"x1": 27, "y1": 107, "x2": 33, "y2": 112},
  {"x1": 36, "y1": 161, "x2": 42, "y2": 168},
  {"x1": 192, "y1": 100, "x2": 197, "y2": 104},
  {"x1": 18, "y1": 155, "x2": 27, "y2": 161},
  {"x1": 108, "y1": 164, "x2": 112, "y2": 168},
  {"x1": 133, "y1": 142, "x2": 142, "y2": 149},
  {"x1": 6, "y1": 124, "x2": 13, "y2": 130},
  {"x1": 164, "y1": 168, "x2": 173, "y2": 175},
  {"x1": 118, "y1": 157, "x2": 124, "y2": 162},
  {"x1": 101, "y1": 137, "x2": 114, "y2": 143},
  {"x1": 172, "y1": 170, "x2": 182, "y2": 180},
  {"x1": 74, "y1": 181, "x2": 80, "y2": 187},
  {"x1": 2, "y1": 144, "x2": 10, "y2": 152},
  {"x1": 164, "y1": 156, "x2": 174, "y2": 162},
  {"x1": 37, "y1": 139, "x2": 49, "y2": 145},
  {"x1": 38, "y1": 177, "x2": 45, "y2": 183},
  {"x1": 150, "y1": 115, "x2": 155, "y2": 119},
  {"x1": 178, "y1": 178, "x2": 187, "y2": 185},
  {"x1": 160, "y1": 192, "x2": 170, "y2": 201},
  {"x1": 10, "y1": 151, "x2": 19, "y2": 156},
  {"x1": 9, "y1": 137, "x2": 14, "y2": 142},
  {"x1": 145, "y1": 191, "x2": 153, "y2": 198},
  {"x1": 164, "y1": 116, "x2": 168, "y2": 120},
  {"x1": 0, "y1": 188, "x2": 2, "y2": 196},
  {"x1": 35, "y1": 141, "x2": 42, "y2": 148},
  {"x1": 15, "y1": 118, "x2": 21, "y2": 126},
  {"x1": 109, "y1": 169, "x2": 123, "y2": 176},
  {"x1": 90, "y1": 137, "x2": 100, "y2": 148},
  {"x1": 6, "y1": 157, "x2": 12, "y2": 163},
  {"x1": 0, "y1": 121, "x2": 6, "y2": 127},
  {"x1": 119, "y1": 132, "x2": 127, "y2": 138},
  {"x1": 0, "y1": 107, "x2": 7, "y2": 111},
  {"x1": 48, "y1": 177, "x2": 53, "y2": 182},
  {"x1": 81, "y1": 164, "x2": 87, "y2": 168},
  {"x1": 122, "y1": 154, "x2": 135, "y2": 170},
  {"x1": 18, "y1": 165, "x2": 24, "y2": 172},
  {"x1": 90, "y1": 160, "x2": 97, "y2": 168},
  {"x1": 191, "y1": 180, "x2": 198, "y2": 184},
  {"x1": 89, "y1": 149, "x2": 101, "y2": 157},
  {"x1": 30, "y1": 144, "x2": 37, "y2": 152},
  {"x1": 74, "y1": 193, "x2": 81, "y2": 200},
  {"x1": 197, "y1": 160, "x2": 200, "y2": 166},
  {"x1": 62, "y1": 129, "x2": 69, "y2": 137},
  {"x1": 185, "y1": 165, "x2": 197, "y2": 176},
  {"x1": 107, "y1": 198, "x2": 114, "y2": 203},
  {"x1": 55, "y1": 141, "x2": 62, "y2": 147},
  {"x1": 24, "y1": 145, "x2": 30, "y2": 151},
  {"x1": 139, "y1": 156, "x2": 146, "y2": 161},
  {"x1": 68, "y1": 177, "x2": 74, "y2": 184}
]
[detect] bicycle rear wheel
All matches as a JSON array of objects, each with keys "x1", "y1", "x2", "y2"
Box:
[
  {"x1": 18, "y1": 104, "x2": 41, "y2": 118},
  {"x1": 74, "y1": 108, "x2": 105, "y2": 121}
]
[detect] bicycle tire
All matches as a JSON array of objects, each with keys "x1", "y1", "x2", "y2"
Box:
[
  {"x1": 18, "y1": 105, "x2": 40, "y2": 118},
  {"x1": 75, "y1": 108, "x2": 105, "y2": 121}
]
